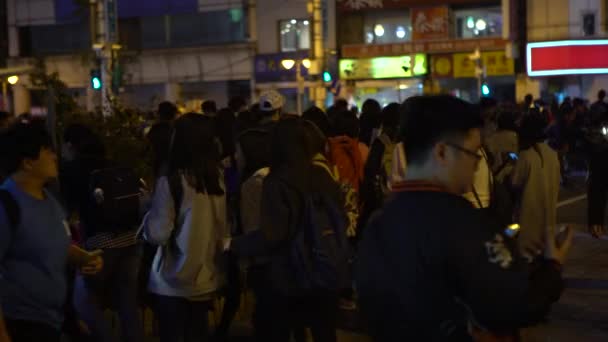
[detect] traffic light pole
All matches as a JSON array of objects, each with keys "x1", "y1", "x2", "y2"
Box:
[
  {"x1": 91, "y1": 0, "x2": 117, "y2": 117},
  {"x1": 310, "y1": 0, "x2": 326, "y2": 109}
]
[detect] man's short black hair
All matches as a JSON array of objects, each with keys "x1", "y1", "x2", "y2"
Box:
[
  {"x1": 599, "y1": 89, "x2": 606, "y2": 100},
  {"x1": 0, "y1": 119, "x2": 53, "y2": 175},
  {"x1": 201, "y1": 100, "x2": 217, "y2": 114},
  {"x1": 302, "y1": 106, "x2": 330, "y2": 137},
  {"x1": 331, "y1": 110, "x2": 359, "y2": 138},
  {"x1": 400, "y1": 95, "x2": 482, "y2": 165},
  {"x1": 158, "y1": 101, "x2": 178, "y2": 121}
]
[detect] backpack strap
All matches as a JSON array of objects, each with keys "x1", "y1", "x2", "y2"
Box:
[{"x1": 0, "y1": 189, "x2": 20, "y2": 234}]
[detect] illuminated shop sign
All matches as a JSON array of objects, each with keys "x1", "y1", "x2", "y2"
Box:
[
  {"x1": 527, "y1": 40, "x2": 608, "y2": 76},
  {"x1": 339, "y1": 54, "x2": 428, "y2": 80}
]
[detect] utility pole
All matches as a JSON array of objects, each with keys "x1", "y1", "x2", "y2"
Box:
[
  {"x1": 309, "y1": 0, "x2": 326, "y2": 109},
  {"x1": 91, "y1": 0, "x2": 118, "y2": 116}
]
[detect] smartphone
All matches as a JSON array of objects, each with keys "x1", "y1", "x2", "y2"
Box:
[
  {"x1": 504, "y1": 223, "x2": 520, "y2": 238},
  {"x1": 508, "y1": 152, "x2": 518, "y2": 161}
]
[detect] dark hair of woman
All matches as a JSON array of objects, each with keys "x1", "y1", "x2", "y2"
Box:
[
  {"x1": 168, "y1": 113, "x2": 223, "y2": 195},
  {"x1": 331, "y1": 110, "x2": 359, "y2": 138},
  {"x1": 303, "y1": 119, "x2": 327, "y2": 156},
  {"x1": 215, "y1": 107, "x2": 237, "y2": 158},
  {"x1": 519, "y1": 110, "x2": 547, "y2": 151},
  {"x1": 270, "y1": 117, "x2": 312, "y2": 173},
  {"x1": 302, "y1": 106, "x2": 330, "y2": 137},
  {"x1": 381, "y1": 102, "x2": 400, "y2": 141},
  {"x1": 496, "y1": 106, "x2": 519, "y2": 132},
  {"x1": 237, "y1": 129, "x2": 271, "y2": 182}
]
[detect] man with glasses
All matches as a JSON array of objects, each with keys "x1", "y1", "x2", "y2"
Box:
[{"x1": 356, "y1": 95, "x2": 572, "y2": 341}]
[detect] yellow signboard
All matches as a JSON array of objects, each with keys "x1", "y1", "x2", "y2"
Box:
[
  {"x1": 452, "y1": 51, "x2": 514, "y2": 78},
  {"x1": 340, "y1": 54, "x2": 428, "y2": 80}
]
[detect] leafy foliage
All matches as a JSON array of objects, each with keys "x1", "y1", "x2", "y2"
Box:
[{"x1": 30, "y1": 63, "x2": 152, "y2": 182}]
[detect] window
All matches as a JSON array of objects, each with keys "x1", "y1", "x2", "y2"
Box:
[
  {"x1": 363, "y1": 11, "x2": 411, "y2": 45},
  {"x1": 141, "y1": 10, "x2": 247, "y2": 49},
  {"x1": 279, "y1": 19, "x2": 310, "y2": 52},
  {"x1": 22, "y1": 23, "x2": 90, "y2": 56},
  {"x1": 583, "y1": 13, "x2": 596, "y2": 36},
  {"x1": 454, "y1": 7, "x2": 502, "y2": 39}
]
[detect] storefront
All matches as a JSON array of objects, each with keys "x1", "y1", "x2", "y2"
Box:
[
  {"x1": 527, "y1": 40, "x2": 608, "y2": 101},
  {"x1": 338, "y1": 54, "x2": 427, "y2": 107},
  {"x1": 337, "y1": 2, "x2": 515, "y2": 103},
  {"x1": 432, "y1": 50, "x2": 515, "y2": 102},
  {"x1": 341, "y1": 37, "x2": 514, "y2": 103}
]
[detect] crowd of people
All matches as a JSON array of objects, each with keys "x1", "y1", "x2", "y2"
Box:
[{"x1": 0, "y1": 88, "x2": 607, "y2": 342}]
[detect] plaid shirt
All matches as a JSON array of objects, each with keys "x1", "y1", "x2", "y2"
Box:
[{"x1": 85, "y1": 230, "x2": 137, "y2": 249}]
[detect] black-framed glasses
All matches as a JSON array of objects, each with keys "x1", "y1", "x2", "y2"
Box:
[{"x1": 445, "y1": 143, "x2": 483, "y2": 162}]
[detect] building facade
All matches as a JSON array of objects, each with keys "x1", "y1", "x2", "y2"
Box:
[
  {"x1": 335, "y1": 0, "x2": 522, "y2": 106},
  {"x1": 524, "y1": 0, "x2": 608, "y2": 102},
  {"x1": 253, "y1": 0, "x2": 337, "y2": 113},
  {"x1": 5, "y1": 0, "x2": 254, "y2": 114}
]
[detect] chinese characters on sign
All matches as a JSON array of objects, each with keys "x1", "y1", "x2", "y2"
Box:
[
  {"x1": 337, "y1": 0, "x2": 485, "y2": 11},
  {"x1": 451, "y1": 50, "x2": 514, "y2": 78},
  {"x1": 342, "y1": 38, "x2": 509, "y2": 58},
  {"x1": 411, "y1": 6, "x2": 449, "y2": 41},
  {"x1": 339, "y1": 54, "x2": 428, "y2": 80}
]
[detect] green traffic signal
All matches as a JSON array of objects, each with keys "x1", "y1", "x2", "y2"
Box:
[
  {"x1": 323, "y1": 71, "x2": 332, "y2": 83},
  {"x1": 92, "y1": 77, "x2": 102, "y2": 90},
  {"x1": 90, "y1": 69, "x2": 102, "y2": 90}
]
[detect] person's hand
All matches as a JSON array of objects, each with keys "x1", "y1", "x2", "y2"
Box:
[
  {"x1": 520, "y1": 239, "x2": 544, "y2": 262},
  {"x1": 589, "y1": 225, "x2": 605, "y2": 239},
  {"x1": 218, "y1": 238, "x2": 231, "y2": 253},
  {"x1": 80, "y1": 252, "x2": 103, "y2": 275},
  {"x1": 0, "y1": 318, "x2": 11, "y2": 342},
  {"x1": 544, "y1": 225, "x2": 574, "y2": 265}
]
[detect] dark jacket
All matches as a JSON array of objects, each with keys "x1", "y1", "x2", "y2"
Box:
[
  {"x1": 231, "y1": 163, "x2": 343, "y2": 295},
  {"x1": 356, "y1": 186, "x2": 563, "y2": 341},
  {"x1": 60, "y1": 156, "x2": 107, "y2": 238}
]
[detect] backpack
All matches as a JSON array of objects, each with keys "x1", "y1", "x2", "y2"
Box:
[
  {"x1": 88, "y1": 167, "x2": 141, "y2": 234},
  {"x1": 328, "y1": 137, "x2": 363, "y2": 237},
  {"x1": 290, "y1": 191, "x2": 351, "y2": 291},
  {"x1": 0, "y1": 189, "x2": 20, "y2": 233}
]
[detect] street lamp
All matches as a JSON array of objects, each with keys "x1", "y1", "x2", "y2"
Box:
[
  {"x1": 2, "y1": 75, "x2": 19, "y2": 112},
  {"x1": 281, "y1": 58, "x2": 311, "y2": 115},
  {"x1": 7, "y1": 75, "x2": 18, "y2": 85}
]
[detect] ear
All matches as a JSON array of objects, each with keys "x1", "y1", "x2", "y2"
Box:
[
  {"x1": 20, "y1": 158, "x2": 34, "y2": 172},
  {"x1": 433, "y1": 142, "x2": 450, "y2": 166}
]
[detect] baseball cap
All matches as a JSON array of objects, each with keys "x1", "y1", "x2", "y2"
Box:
[{"x1": 259, "y1": 90, "x2": 285, "y2": 112}]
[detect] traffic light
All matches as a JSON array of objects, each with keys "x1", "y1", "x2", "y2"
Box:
[
  {"x1": 323, "y1": 71, "x2": 332, "y2": 83},
  {"x1": 481, "y1": 82, "x2": 491, "y2": 96},
  {"x1": 90, "y1": 69, "x2": 102, "y2": 90}
]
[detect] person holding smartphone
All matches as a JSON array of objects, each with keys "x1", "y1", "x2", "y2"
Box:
[{"x1": 0, "y1": 120, "x2": 103, "y2": 342}]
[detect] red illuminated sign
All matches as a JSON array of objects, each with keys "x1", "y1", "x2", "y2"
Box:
[{"x1": 527, "y1": 40, "x2": 608, "y2": 76}]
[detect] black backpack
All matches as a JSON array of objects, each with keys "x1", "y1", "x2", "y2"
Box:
[
  {"x1": 290, "y1": 192, "x2": 351, "y2": 291},
  {"x1": 88, "y1": 167, "x2": 141, "y2": 234}
]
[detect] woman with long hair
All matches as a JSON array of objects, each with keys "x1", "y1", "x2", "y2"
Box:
[
  {"x1": 228, "y1": 117, "x2": 342, "y2": 342},
  {"x1": 143, "y1": 113, "x2": 228, "y2": 342}
]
